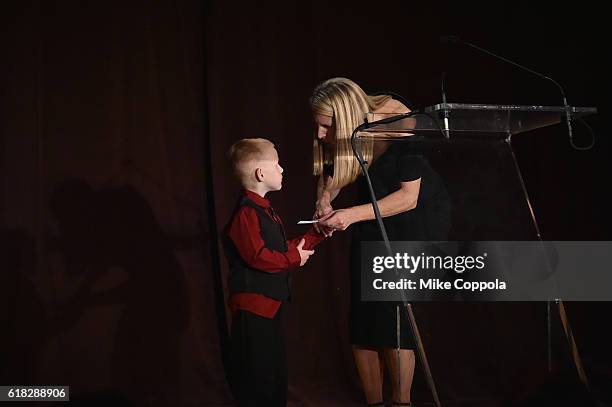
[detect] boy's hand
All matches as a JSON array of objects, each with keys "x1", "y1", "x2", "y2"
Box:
[{"x1": 297, "y1": 238, "x2": 315, "y2": 266}]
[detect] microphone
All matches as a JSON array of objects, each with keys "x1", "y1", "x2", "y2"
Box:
[
  {"x1": 441, "y1": 35, "x2": 573, "y2": 142},
  {"x1": 441, "y1": 72, "x2": 450, "y2": 139}
]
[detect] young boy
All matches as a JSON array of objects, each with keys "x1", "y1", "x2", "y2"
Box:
[{"x1": 223, "y1": 138, "x2": 325, "y2": 407}]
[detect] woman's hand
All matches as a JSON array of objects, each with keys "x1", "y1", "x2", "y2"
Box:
[
  {"x1": 313, "y1": 199, "x2": 334, "y2": 235},
  {"x1": 315, "y1": 199, "x2": 333, "y2": 218},
  {"x1": 318, "y1": 208, "x2": 355, "y2": 231}
]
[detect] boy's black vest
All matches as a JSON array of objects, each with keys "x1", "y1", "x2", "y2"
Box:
[{"x1": 224, "y1": 197, "x2": 291, "y2": 301}]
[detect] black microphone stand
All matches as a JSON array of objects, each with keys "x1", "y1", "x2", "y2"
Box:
[{"x1": 441, "y1": 35, "x2": 594, "y2": 150}]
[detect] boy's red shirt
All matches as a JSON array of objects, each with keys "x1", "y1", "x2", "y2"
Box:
[{"x1": 227, "y1": 189, "x2": 325, "y2": 318}]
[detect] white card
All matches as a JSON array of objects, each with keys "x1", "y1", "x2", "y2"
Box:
[{"x1": 297, "y1": 220, "x2": 319, "y2": 224}]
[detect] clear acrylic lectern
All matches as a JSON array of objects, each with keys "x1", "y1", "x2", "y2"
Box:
[{"x1": 351, "y1": 103, "x2": 597, "y2": 407}]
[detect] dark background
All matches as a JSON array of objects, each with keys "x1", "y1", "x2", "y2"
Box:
[{"x1": 1, "y1": 0, "x2": 610, "y2": 406}]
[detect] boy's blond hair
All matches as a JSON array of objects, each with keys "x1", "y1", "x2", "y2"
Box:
[{"x1": 229, "y1": 138, "x2": 276, "y2": 185}]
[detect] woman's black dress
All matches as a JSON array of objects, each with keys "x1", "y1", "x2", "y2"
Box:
[{"x1": 349, "y1": 142, "x2": 451, "y2": 349}]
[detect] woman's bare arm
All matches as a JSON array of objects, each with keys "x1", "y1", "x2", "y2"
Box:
[
  {"x1": 315, "y1": 175, "x2": 340, "y2": 215},
  {"x1": 318, "y1": 179, "x2": 420, "y2": 230}
]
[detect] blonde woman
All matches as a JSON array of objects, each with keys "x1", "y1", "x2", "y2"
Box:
[{"x1": 311, "y1": 78, "x2": 451, "y2": 407}]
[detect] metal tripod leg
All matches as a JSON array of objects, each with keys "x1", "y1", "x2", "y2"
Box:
[
  {"x1": 506, "y1": 135, "x2": 589, "y2": 388},
  {"x1": 557, "y1": 300, "x2": 589, "y2": 387},
  {"x1": 547, "y1": 300, "x2": 552, "y2": 372},
  {"x1": 406, "y1": 303, "x2": 442, "y2": 407}
]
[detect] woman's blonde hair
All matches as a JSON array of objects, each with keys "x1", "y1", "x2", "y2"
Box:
[{"x1": 310, "y1": 77, "x2": 390, "y2": 190}]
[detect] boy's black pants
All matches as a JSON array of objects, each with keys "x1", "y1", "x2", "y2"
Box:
[{"x1": 230, "y1": 307, "x2": 287, "y2": 407}]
